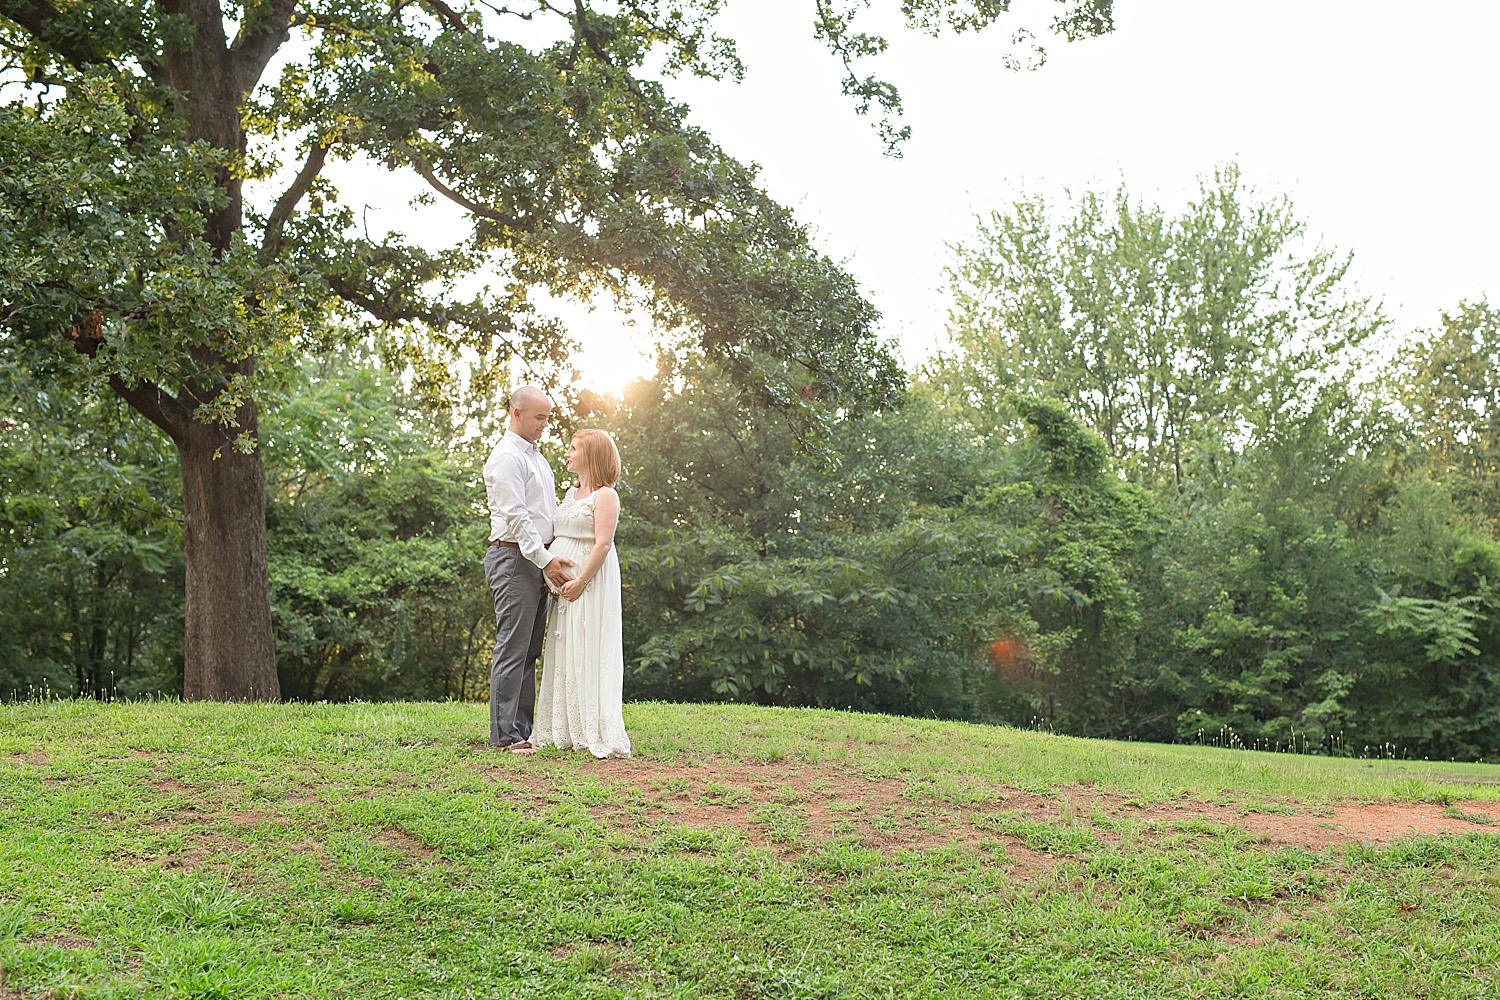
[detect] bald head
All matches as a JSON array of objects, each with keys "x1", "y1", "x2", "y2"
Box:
[
  {"x1": 509, "y1": 385, "x2": 549, "y2": 411},
  {"x1": 507, "y1": 385, "x2": 553, "y2": 443}
]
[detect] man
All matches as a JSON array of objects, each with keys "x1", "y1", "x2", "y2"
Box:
[{"x1": 482, "y1": 385, "x2": 574, "y2": 750}]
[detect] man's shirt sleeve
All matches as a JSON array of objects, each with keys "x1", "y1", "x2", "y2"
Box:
[{"x1": 483, "y1": 446, "x2": 552, "y2": 569}]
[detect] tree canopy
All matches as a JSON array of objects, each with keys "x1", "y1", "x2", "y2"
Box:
[{"x1": 935, "y1": 166, "x2": 1386, "y2": 487}]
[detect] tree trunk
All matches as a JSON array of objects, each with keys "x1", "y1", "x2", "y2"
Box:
[
  {"x1": 161, "y1": 1, "x2": 277, "y2": 700},
  {"x1": 178, "y1": 407, "x2": 280, "y2": 701}
]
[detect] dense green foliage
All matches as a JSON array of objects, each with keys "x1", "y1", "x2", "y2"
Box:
[
  {"x1": 260, "y1": 358, "x2": 492, "y2": 703},
  {"x1": 4, "y1": 168, "x2": 1498, "y2": 761},
  {"x1": 1, "y1": 353, "x2": 493, "y2": 703},
  {"x1": 0, "y1": 378, "x2": 183, "y2": 698},
  {"x1": 1395, "y1": 300, "x2": 1500, "y2": 533}
]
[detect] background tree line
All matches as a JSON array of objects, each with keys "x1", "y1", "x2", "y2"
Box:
[{"x1": 4, "y1": 168, "x2": 1497, "y2": 761}]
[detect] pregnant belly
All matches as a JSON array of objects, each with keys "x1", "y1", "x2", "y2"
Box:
[
  {"x1": 546, "y1": 536, "x2": 593, "y2": 595},
  {"x1": 550, "y1": 536, "x2": 593, "y2": 574},
  {"x1": 552, "y1": 535, "x2": 593, "y2": 557}
]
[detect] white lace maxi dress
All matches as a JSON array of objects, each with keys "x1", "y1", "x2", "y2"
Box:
[{"x1": 532, "y1": 487, "x2": 632, "y2": 758}]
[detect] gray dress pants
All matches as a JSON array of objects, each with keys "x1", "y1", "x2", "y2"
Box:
[{"x1": 485, "y1": 544, "x2": 548, "y2": 746}]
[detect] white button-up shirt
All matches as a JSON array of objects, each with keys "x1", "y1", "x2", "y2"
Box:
[{"x1": 483, "y1": 430, "x2": 557, "y2": 569}]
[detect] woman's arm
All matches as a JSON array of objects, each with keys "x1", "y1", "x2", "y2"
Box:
[{"x1": 559, "y1": 488, "x2": 620, "y2": 601}]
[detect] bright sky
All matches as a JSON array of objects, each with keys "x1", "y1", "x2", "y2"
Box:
[
  {"x1": 558, "y1": 0, "x2": 1500, "y2": 395},
  {"x1": 316, "y1": 1, "x2": 1500, "y2": 398}
]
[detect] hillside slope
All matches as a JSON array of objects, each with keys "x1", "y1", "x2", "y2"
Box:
[{"x1": 2, "y1": 701, "x2": 1499, "y2": 999}]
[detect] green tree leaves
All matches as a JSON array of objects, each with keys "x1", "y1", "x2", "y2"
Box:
[
  {"x1": 1395, "y1": 300, "x2": 1500, "y2": 531},
  {"x1": 937, "y1": 166, "x2": 1387, "y2": 487}
]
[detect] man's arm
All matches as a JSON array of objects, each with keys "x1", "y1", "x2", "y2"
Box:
[{"x1": 482, "y1": 446, "x2": 554, "y2": 569}]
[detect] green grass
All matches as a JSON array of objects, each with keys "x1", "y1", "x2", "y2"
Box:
[{"x1": 2, "y1": 699, "x2": 1499, "y2": 999}]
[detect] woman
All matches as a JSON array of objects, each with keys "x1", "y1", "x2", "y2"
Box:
[{"x1": 525, "y1": 429, "x2": 632, "y2": 758}]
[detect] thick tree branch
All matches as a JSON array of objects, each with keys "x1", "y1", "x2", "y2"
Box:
[
  {"x1": 560, "y1": 0, "x2": 672, "y2": 128},
  {"x1": 0, "y1": 0, "x2": 118, "y2": 70},
  {"x1": 325, "y1": 275, "x2": 534, "y2": 372},
  {"x1": 261, "y1": 141, "x2": 330, "y2": 262},
  {"x1": 66, "y1": 310, "x2": 190, "y2": 441},
  {"x1": 106, "y1": 374, "x2": 191, "y2": 443},
  {"x1": 409, "y1": 154, "x2": 528, "y2": 231},
  {"x1": 325, "y1": 275, "x2": 423, "y2": 324},
  {"x1": 417, "y1": 0, "x2": 471, "y2": 33},
  {"x1": 230, "y1": 0, "x2": 299, "y2": 94}
]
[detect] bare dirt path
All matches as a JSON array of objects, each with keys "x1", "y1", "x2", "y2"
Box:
[{"x1": 494, "y1": 757, "x2": 1500, "y2": 859}]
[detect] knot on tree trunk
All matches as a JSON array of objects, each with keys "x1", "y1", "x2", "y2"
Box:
[{"x1": 67, "y1": 309, "x2": 106, "y2": 356}]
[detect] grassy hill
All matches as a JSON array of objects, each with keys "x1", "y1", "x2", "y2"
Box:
[{"x1": 2, "y1": 700, "x2": 1499, "y2": 999}]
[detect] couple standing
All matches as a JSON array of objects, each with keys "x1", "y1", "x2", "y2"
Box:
[{"x1": 482, "y1": 385, "x2": 631, "y2": 758}]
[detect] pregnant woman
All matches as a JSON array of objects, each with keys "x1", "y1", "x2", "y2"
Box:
[{"x1": 527, "y1": 429, "x2": 632, "y2": 758}]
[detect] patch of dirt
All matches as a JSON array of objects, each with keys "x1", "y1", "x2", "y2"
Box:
[
  {"x1": 1217, "y1": 911, "x2": 1298, "y2": 947},
  {"x1": 1000, "y1": 844, "x2": 1062, "y2": 881},
  {"x1": 8, "y1": 750, "x2": 47, "y2": 766},
  {"x1": 480, "y1": 755, "x2": 1500, "y2": 865},
  {"x1": 542, "y1": 941, "x2": 642, "y2": 979},
  {"x1": 0, "y1": 985, "x2": 51, "y2": 1000},
  {"x1": 486, "y1": 758, "x2": 1069, "y2": 876},
  {"x1": 371, "y1": 827, "x2": 434, "y2": 857},
  {"x1": 139, "y1": 831, "x2": 251, "y2": 874},
  {"x1": 227, "y1": 809, "x2": 287, "y2": 829},
  {"x1": 286, "y1": 837, "x2": 327, "y2": 857},
  {"x1": 1123, "y1": 796, "x2": 1500, "y2": 851},
  {"x1": 610, "y1": 957, "x2": 643, "y2": 979},
  {"x1": 143, "y1": 806, "x2": 207, "y2": 831},
  {"x1": 135, "y1": 806, "x2": 340, "y2": 872}
]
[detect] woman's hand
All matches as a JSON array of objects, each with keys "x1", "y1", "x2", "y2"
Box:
[{"x1": 558, "y1": 577, "x2": 586, "y2": 602}]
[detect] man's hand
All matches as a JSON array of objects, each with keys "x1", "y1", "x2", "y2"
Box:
[{"x1": 543, "y1": 556, "x2": 574, "y2": 589}]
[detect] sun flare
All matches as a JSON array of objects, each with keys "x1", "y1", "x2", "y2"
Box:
[{"x1": 567, "y1": 308, "x2": 659, "y2": 401}]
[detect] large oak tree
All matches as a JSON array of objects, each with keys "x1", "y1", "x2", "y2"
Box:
[{"x1": 0, "y1": 0, "x2": 1112, "y2": 700}]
